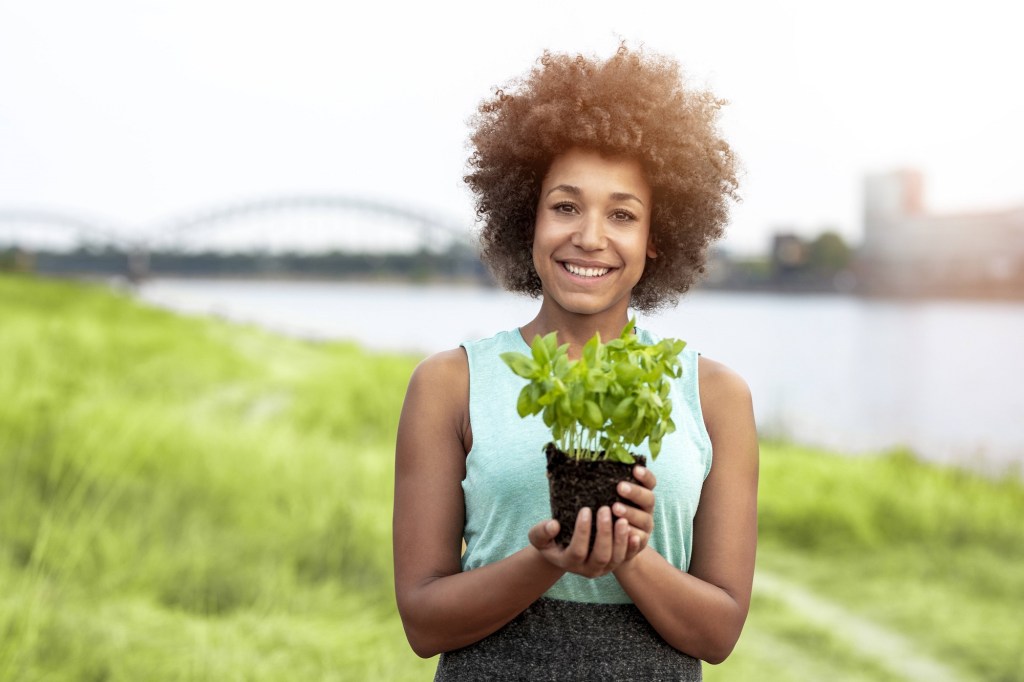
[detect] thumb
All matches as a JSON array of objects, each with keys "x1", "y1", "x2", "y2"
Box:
[{"x1": 528, "y1": 519, "x2": 559, "y2": 549}]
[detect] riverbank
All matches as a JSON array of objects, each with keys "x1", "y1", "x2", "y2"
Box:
[
  {"x1": 136, "y1": 276, "x2": 1024, "y2": 473},
  {"x1": 1, "y1": 273, "x2": 1021, "y2": 680}
]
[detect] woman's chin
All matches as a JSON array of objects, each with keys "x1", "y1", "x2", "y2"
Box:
[{"x1": 541, "y1": 291, "x2": 631, "y2": 319}]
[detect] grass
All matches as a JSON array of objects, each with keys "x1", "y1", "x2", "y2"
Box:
[
  {"x1": 706, "y1": 444, "x2": 1023, "y2": 681},
  {"x1": 746, "y1": 445, "x2": 1024, "y2": 681},
  {"x1": 1, "y1": 273, "x2": 1021, "y2": 681},
  {"x1": 0, "y1": 274, "x2": 433, "y2": 680}
]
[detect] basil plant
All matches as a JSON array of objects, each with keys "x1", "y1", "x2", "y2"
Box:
[{"x1": 500, "y1": 319, "x2": 686, "y2": 464}]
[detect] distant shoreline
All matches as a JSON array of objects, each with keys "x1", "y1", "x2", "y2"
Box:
[{"x1": 74, "y1": 270, "x2": 1024, "y2": 304}]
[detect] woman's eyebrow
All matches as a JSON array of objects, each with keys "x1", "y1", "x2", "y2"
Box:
[
  {"x1": 545, "y1": 185, "x2": 645, "y2": 207},
  {"x1": 611, "y1": 192, "x2": 644, "y2": 206},
  {"x1": 545, "y1": 184, "x2": 581, "y2": 198}
]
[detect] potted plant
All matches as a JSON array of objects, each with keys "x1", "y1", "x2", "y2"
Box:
[{"x1": 501, "y1": 319, "x2": 686, "y2": 548}]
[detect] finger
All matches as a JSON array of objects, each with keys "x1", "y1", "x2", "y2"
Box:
[
  {"x1": 611, "y1": 517, "x2": 630, "y2": 564},
  {"x1": 528, "y1": 519, "x2": 560, "y2": 549},
  {"x1": 587, "y1": 506, "x2": 614, "y2": 567},
  {"x1": 565, "y1": 507, "x2": 592, "y2": 565},
  {"x1": 612, "y1": 502, "x2": 654, "y2": 532},
  {"x1": 617, "y1": 480, "x2": 655, "y2": 513},
  {"x1": 634, "y1": 465, "x2": 657, "y2": 490},
  {"x1": 625, "y1": 530, "x2": 642, "y2": 561}
]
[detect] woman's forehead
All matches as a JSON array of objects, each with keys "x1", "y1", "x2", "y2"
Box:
[{"x1": 542, "y1": 148, "x2": 650, "y2": 200}]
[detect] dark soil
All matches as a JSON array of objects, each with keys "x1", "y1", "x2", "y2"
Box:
[{"x1": 545, "y1": 443, "x2": 646, "y2": 550}]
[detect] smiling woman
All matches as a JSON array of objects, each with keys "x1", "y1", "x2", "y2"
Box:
[
  {"x1": 464, "y1": 46, "x2": 739, "y2": 314},
  {"x1": 393, "y1": 45, "x2": 757, "y2": 681},
  {"x1": 532, "y1": 148, "x2": 656, "y2": 320}
]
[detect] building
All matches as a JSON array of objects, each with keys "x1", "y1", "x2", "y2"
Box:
[{"x1": 860, "y1": 170, "x2": 1024, "y2": 297}]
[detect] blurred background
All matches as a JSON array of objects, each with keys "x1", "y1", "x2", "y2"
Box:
[{"x1": 1, "y1": 1, "x2": 1022, "y2": 680}]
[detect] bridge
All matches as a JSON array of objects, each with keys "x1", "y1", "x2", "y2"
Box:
[{"x1": 0, "y1": 194, "x2": 478, "y2": 281}]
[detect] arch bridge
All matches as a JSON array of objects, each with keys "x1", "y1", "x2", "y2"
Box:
[{"x1": 0, "y1": 194, "x2": 478, "y2": 281}]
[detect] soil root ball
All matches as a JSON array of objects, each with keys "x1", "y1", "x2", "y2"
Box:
[{"x1": 544, "y1": 443, "x2": 646, "y2": 550}]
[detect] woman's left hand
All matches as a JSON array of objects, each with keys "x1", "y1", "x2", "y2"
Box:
[{"x1": 613, "y1": 464, "x2": 657, "y2": 561}]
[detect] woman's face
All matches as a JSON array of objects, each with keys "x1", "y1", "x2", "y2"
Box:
[{"x1": 532, "y1": 147, "x2": 655, "y2": 320}]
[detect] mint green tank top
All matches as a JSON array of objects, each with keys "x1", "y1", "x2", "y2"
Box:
[{"x1": 460, "y1": 328, "x2": 713, "y2": 604}]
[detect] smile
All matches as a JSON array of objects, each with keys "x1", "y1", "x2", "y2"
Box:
[{"x1": 562, "y1": 262, "x2": 612, "y2": 278}]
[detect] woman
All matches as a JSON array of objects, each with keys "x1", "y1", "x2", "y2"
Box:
[{"x1": 393, "y1": 46, "x2": 758, "y2": 681}]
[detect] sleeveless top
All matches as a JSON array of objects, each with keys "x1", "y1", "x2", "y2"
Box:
[{"x1": 459, "y1": 327, "x2": 712, "y2": 604}]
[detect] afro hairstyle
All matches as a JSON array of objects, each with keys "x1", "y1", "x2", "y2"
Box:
[{"x1": 464, "y1": 44, "x2": 739, "y2": 311}]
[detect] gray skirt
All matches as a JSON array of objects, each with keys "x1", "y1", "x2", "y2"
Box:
[{"x1": 434, "y1": 598, "x2": 702, "y2": 681}]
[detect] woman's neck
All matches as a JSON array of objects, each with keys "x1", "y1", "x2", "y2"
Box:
[{"x1": 519, "y1": 303, "x2": 633, "y2": 360}]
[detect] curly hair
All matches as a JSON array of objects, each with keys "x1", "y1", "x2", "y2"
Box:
[{"x1": 464, "y1": 45, "x2": 739, "y2": 311}]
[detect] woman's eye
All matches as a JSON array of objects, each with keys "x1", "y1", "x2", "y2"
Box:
[
  {"x1": 553, "y1": 202, "x2": 578, "y2": 214},
  {"x1": 612, "y1": 210, "x2": 636, "y2": 221}
]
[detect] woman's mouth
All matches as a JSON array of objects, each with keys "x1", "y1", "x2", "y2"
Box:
[{"x1": 562, "y1": 262, "x2": 612, "y2": 278}]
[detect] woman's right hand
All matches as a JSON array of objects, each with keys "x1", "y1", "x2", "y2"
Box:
[{"x1": 527, "y1": 506, "x2": 633, "y2": 579}]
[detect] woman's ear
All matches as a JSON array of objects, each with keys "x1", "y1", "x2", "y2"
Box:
[{"x1": 646, "y1": 235, "x2": 657, "y2": 259}]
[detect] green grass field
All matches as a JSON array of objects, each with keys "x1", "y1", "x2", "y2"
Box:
[{"x1": 1, "y1": 273, "x2": 1021, "y2": 681}]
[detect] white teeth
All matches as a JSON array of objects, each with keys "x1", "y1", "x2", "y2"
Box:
[{"x1": 564, "y1": 263, "x2": 610, "y2": 278}]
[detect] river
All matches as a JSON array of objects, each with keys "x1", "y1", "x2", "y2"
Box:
[{"x1": 137, "y1": 279, "x2": 1024, "y2": 473}]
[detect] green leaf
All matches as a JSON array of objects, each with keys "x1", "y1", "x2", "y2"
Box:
[
  {"x1": 501, "y1": 352, "x2": 539, "y2": 379},
  {"x1": 537, "y1": 380, "x2": 556, "y2": 406},
  {"x1": 620, "y1": 317, "x2": 637, "y2": 339},
  {"x1": 586, "y1": 369, "x2": 609, "y2": 393},
  {"x1": 569, "y1": 382, "x2": 585, "y2": 417},
  {"x1": 516, "y1": 386, "x2": 537, "y2": 417},
  {"x1": 555, "y1": 339, "x2": 569, "y2": 356},
  {"x1": 542, "y1": 403, "x2": 556, "y2": 428},
  {"x1": 583, "y1": 400, "x2": 603, "y2": 430},
  {"x1": 531, "y1": 333, "x2": 551, "y2": 365},
  {"x1": 614, "y1": 360, "x2": 640, "y2": 384},
  {"x1": 611, "y1": 396, "x2": 636, "y2": 425},
  {"x1": 582, "y1": 333, "x2": 601, "y2": 366},
  {"x1": 629, "y1": 405, "x2": 647, "y2": 431},
  {"x1": 553, "y1": 353, "x2": 570, "y2": 379},
  {"x1": 607, "y1": 444, "x2": 635, "y2": 464}
]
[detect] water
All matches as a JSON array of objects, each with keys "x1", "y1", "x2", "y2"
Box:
[{"x1": 138, "y1": 279, "x2": 1024, "y2": 473}]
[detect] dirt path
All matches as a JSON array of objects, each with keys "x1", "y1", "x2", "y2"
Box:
[{"x1": 755, "y1": 570, "x2": 963, "y2": 682}]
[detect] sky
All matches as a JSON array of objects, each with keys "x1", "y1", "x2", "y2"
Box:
[{"x1": 1, "y1": 0, "x2": 1022, "y2": 255}]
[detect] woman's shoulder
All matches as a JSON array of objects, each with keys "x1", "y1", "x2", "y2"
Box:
[
  {"x1": 697, "y1": 355, "x2": 751, "y2": 399},
  {"x1": 406, "y1": 326, "x2": 520, "y2": 410},
  {"x1": 401, "y1": 347, "x2": 473, "y2": 453},
  {"x1": 408, "y1": 347, "x2": 470, "y2": 395},
  {"x1": 697, "y1": 355, "x2": 754, "y2": 436}
]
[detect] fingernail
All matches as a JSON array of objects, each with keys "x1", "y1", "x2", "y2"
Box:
[
  {"x1": 546, "y1": 521, "x2": 557, "y2": 533},
  {"x1": 635, "y1": 466, "x2": 645, "y2": 478},
  {"x1": 613, "y1": 503, "x2": 625, "y2": 515},
  {"x1": 619, "y1": 482, "x2": 632, "y2": 494},
  {"x1": 581, "y1": 507, "x2": 591, "y2": 522}
]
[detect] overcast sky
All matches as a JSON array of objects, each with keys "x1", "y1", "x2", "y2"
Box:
[{"x1": 1, "y1": 0, "x2": 1022, "y2": 254}]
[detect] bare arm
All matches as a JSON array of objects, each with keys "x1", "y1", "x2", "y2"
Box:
[
  {"x1": 612, "y1": 357, "x2": 759, "y2": 664},
  {"x1": 393, "y1": 349, "x2": 642, "y2": 657}
]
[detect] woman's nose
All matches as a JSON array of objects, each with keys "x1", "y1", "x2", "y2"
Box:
[{"x1": 571, "y1": 213, "x2": 607, "y2": 251}]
